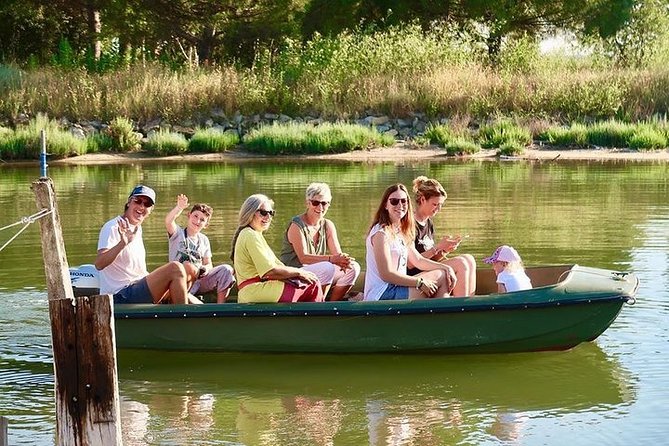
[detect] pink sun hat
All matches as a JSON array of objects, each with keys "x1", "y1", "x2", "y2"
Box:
[{"x1": 483, "y1": 245, "x2": 522, "y2": 264}]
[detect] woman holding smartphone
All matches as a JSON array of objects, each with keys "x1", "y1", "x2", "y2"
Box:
[{"x1": 409, "y1": 176, "x2": 476, "y2": 296}]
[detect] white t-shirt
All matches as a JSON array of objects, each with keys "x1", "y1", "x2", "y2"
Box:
[
  {"x1": 364, "y1": 223, "x2": 408, "y2": 301},
  {"x1": 497, "y1": 269, "x2": 532, "y2": 292},
  {"x1": 97, "y1": 216, "x2": 148, "y2": 295}
]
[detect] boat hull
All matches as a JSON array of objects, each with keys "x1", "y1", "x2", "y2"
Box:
[{"x1": 113, "y1": 265, "x2": 637, "y2": 353}]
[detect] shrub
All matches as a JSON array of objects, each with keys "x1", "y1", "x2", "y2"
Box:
[
  {"x1": 106, "y1": 117, "x2": 141, "y2": 152},
  {"x1": 445, "y1": 138, "x2": 480, "y2": 155},
  {"x1": 188, "y1": 128, "x2": 239, "y2": 153},
  {"x1": 143, "y1": 130, "x2": 188, "y2": 155}
]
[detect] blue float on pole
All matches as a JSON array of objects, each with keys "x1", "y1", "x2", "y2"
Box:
[{"x1": 40, "y1": 129, "x2": 48, "y2": 178}]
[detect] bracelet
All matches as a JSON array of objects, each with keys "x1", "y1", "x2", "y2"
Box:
[{"x1": 416, "y1": 277, "x2": 424, "y2": 289}]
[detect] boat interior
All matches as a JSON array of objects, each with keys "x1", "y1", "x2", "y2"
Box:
[
  {"x1": 72, "y1": 264, "x2": 575, "y2": 300},
  {"x1": 473, "y1": 264, "x2": 573, "y2": 295}
]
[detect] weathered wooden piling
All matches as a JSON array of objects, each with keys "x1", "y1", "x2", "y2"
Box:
[
  {"x1": 32, "y1": 178, "x2": 122, "y2": 445},
  {"x1": 0, "y1": 416, "x2": 8, "y2": 446}
]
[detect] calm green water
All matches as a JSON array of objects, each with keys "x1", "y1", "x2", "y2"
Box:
[{"x1": 1, "y1": 159, "x2": 668, "y2": 445}]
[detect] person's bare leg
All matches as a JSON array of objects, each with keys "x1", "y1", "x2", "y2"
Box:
[
  {"x1": 216, "y1": 289, "x2": 230, "y2": 304},
  {"x1": 408, "y1": 270, "x2": 449, "y2": 299},
  {"x1": 443, "y1": 254, "x2": 477, "y2": 296},
  {"x1": 329, "y1": 285, "x2": 352, "y2": 301},
  {"x1": 146, "y1": 261, "x2": 189, "y2": 304}
]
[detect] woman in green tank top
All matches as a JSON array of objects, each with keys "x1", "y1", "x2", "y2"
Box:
[{"x1": 280, "y1": 183, "x2": 361, "y2": 301}]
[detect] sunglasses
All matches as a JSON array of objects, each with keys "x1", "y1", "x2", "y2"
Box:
[
  {"x1": 131, "y1": 196, "x2": 153, "y2": 207},
  {"x1": 388, "y1": 197, "x2": 408, "y2": 206},
  {"x1": 310, "y1": 200, "x2": 330, "y2": 207},
  {"x1": 257, "y1": 209, "x2": 276, "y2": 217}
]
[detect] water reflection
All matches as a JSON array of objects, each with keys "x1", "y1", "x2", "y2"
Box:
[{"x1": 117, "y1": 343, "x2": 635, "y2": 444}]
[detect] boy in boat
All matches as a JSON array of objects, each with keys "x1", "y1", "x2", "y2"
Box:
[
  {"x1": 95, "y1": 185, "x2": 201, "y2": 304},
  {"x1": 483, "y1": 245, "x2": 532, "y2": 293},
  {"x1": 165, "y1": 194, "x2": 235, "y2": 303}
]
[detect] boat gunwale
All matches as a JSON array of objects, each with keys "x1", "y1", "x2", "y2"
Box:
[{"x1": 114, "y1": 293, "x2": 631, "y2": 319}]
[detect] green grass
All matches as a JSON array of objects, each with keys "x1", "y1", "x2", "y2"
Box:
[
  {"x1": 106, "y1": 116, "x2": 141, "y2": 152},
  {"x1": 188, "y1": 128, "x2": 239, "y2": 153},
  {"x1": 143, "y1": 130, "x2": 188, "y2": 155},
  {"x1": 498, "y1": 141, "x2": 525, "y2": 156},
  {"x1": 424, "y1": 124, "x2": 455, "y2": 146},
  {"x1": 0, "y1": 114, "x2": 87, "y2": 160},
  {"x1": 242, "y1": 122, "x2": 395, "y2": 155},
  {"x1": 478, "y1": 120, "x2": 532, "y2": 149},
  {"x1": 628, "y1": 126, "x2": 668, "y2": 151},
  {"x1": 538, "y1": 123, "x2": 588, "y2": 148},
  {"x1": 585, "y1": 120, "x2": 637, "y2": 148},
  {"x1": 445, "y1": 138, "x2": 480, "y2": 156}
]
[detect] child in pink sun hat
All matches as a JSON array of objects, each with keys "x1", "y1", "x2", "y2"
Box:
[{"x1": 483, "y1": 245, "x2": 532, "y2": 293}]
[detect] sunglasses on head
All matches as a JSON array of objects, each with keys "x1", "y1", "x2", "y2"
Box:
[
  {"x1": 388, "y1": 197, "x2": 408, "y2": 206},
  {"x1": 257, "y1": 209, "x2": 275, "y2": 217},
  {"x1": 132, "y1": 196, "x2": 153, "y2": 207},
  {"x1": 310, "y1": 200, "x2": 330, "y2": 207}
]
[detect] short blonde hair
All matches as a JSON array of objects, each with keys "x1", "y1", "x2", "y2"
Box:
[{"x1": 305, "y1": 183, "x2": 332, "y2": 201}]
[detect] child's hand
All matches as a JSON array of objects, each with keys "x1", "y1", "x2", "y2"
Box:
[{"x1": 176, "y1": 194, "x2": 189, "y2": 210}]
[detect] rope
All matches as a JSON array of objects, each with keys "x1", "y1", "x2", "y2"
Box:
[{"x1": 0, "y1": 208, "x2": 53, "y2": 253}]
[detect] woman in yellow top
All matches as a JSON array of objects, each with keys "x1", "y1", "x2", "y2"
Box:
[{"x1": 231, "y1": 194, "x2": 324, "y2": 303}]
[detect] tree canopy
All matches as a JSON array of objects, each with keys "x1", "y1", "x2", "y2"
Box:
[{"x1": 0, "y1": 0, "x2": 650, "y2": 67}]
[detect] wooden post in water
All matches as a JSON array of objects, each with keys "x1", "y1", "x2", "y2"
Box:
[
  {"x1": 0, "y1": 416, "x2": 8, "y2": 446},
  {"x1": 32, "y1": 177, "x2": 122, "y2": 445}
]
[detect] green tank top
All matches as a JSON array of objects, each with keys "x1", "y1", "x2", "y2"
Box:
[{"x1": 279, "y1": 215, "x2": 329, "y2": 267}]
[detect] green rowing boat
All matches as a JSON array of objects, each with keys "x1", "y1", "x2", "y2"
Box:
[{"x1": 105, "y1": 264, "x2": 637, "y2": 353}]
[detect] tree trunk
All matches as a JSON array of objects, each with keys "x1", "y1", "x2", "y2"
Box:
[{"x1": 87, "y1": 2, "x2": 102, "y2": 61}]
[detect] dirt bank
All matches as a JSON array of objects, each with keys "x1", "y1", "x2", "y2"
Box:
[{"x1": 43, "y1": 142, "x2": 669, "y2": 165}]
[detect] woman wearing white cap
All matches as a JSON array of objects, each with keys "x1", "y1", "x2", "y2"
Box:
[{"x1": 483, "y1": 245, "x2": 533, "y2": 293}]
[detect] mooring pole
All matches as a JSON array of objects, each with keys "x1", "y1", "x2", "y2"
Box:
[
  {"x1": 0, "y1": 416, "x2": 8, "y2": 446},
  {"x1": 32, "y1": 178, "x2": 122, "y2": 445}
]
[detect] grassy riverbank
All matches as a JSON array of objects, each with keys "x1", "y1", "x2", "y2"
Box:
[
  {"x1": 2, "y1": 25, "x2": 669, "y2": 160},
  {"x1": 1, "y1": 115, "x2": 668, "y2": 161}
]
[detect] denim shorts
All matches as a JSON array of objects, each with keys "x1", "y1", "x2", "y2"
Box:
[
  {"x1": 113, "y1": 277, "x2": 153, "y2": 304},
  {"x1": 379, "y1": 284, "x2": 409, "y2": 301}
]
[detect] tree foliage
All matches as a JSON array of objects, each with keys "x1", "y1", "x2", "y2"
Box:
[{"x1": 0, "y1": 0, "x2": 647, "y2": 68}]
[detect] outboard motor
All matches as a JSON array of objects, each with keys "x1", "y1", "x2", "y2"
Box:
[{"x1": 69, "y1": 264, "x2": 100, "y2": 297}]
